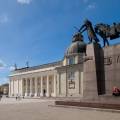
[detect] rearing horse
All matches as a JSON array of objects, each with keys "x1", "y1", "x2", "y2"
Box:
[
  {"x1": 95, "y1": 23, "x2": 120, "y2": 46},
  {"x1": 95, "y1": 23, "x2": 110, "y2": 46}
]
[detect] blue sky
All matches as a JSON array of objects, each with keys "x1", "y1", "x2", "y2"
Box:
[{"x1": 0, "y1": 0, "x2": 120, "y2": 84}]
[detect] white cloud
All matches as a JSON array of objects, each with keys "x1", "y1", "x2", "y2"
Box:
[
  {"x1": 9, "y1": 66, "x2": 15, "y2": 71},
  {"x1": 0, "y1": 60, "x2": 15, "y2": 71},
  {"x1": 86, "y1": 2, "x2": 96, "y2": 10},
  {"x1": 0, "y1": 60, "x2": 7, "y2": 70},
  {"x1": 17, "y1": 0, "x2": 32, "y2": 5},
  {"x1": 0, "y1": 14, "x2": 8, "y2": 24}
]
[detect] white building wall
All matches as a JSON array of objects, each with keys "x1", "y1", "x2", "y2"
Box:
[
  {"x1": 67, "y1": 71, "x2": 79, "y2": 96},
  {"x1": 59, "y1": 72, "x2": 67, "y2": 97},
  {"x1": 9, "y1": 66, "x2": 83, "y2": 98}
]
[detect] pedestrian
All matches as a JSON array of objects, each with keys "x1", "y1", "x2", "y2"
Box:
[
  {"x1": 0, "y1": 95, "x2": 2, "y2": 101},
  {"x1": 16, "y1": 96, "x2": 17, "y2": 100}
]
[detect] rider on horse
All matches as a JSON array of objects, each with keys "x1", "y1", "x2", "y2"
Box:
[{"x1": 79, "y1": 19, "x2": 99, "y2": 43}]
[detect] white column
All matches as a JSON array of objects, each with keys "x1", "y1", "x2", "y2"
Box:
[
  {"x1": 25, "y1": 79, "x2": 28, "y2": 96},
  {"x1": 21, "y1": 79, "x2": 23, "y2": 96},
  {"x1": 18, "y1": 79, "x2": 20, "y2": 96},
  {"x1": 30, "y1": 78, "x2": 33, "y2": 96},
  {"x1": 13, "y1": 80, "x2": 14, "y2": 96},
  {"x1": 21, "y1": 79, "x2": 24, "y2": 96},
  {"x1": 46, "y1": 76, "x2": 50, "y2": 97},
  {"x1": 53, "y1": 75, "x2": 57, "y2": 97},
  {"x1": 34, "y1": 77, "x2": 38, "y2": 97},
  {"x1": 40, "y1": 76, "x2": 43, "y2": 96},
  {"x1": 9, "y1": 80, "x2": 11, "y2": 97}
]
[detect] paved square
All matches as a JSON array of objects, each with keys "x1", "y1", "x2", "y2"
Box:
[{"x1": 0, "y1": 98, "x2": 120, "y2": 120}]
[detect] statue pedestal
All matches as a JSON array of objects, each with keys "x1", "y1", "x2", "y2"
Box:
[{"x1": 83, "y1": 43, "x2": 104, "y2": 99}]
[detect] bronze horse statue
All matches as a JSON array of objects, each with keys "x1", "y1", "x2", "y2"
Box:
[
  {"x1": 79, "y1": 19, "x2": 99, "y2": 43},
  {"x1": 95, "y1": 22, "x2": 120, "y2": 46}
]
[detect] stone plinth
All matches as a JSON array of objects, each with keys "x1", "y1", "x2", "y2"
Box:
[{"x1": 83, "y1": 43, "x2": 104, "y2": 98}]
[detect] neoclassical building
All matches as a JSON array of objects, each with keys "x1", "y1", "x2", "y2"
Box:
[
  {"x1": 9, "y1": 33, "x2": 86, "y2": 98},
  {"x1": 9, "y1": 32, "x2": 120, "y2": 98}
]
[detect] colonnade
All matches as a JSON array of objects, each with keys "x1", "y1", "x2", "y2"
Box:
[
  {"x1": 21, "y1": 74, "x2": 57, "y2": 97},
  {"x1": 9, "y1": 74, "x2": 57, "y2": 97}
]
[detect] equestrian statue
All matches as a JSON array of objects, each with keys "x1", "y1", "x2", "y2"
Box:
[
  {"x1": 79, "y1": 19, "x2": 99, "y2": 43},
  {"x1": 77, "y1": 19, "x2": 120, "y2": 47},
  {"x1": 95, "y1": 22, "x2": 120, "y2": 46}
]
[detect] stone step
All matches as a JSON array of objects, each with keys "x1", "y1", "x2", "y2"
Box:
[{"x1": 55, "y1": 100, "x2": 120, "y2": 110}]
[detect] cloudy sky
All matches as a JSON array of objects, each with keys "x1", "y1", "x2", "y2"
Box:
[{"x1": 0, "y1": 0, "x2": 120, "y2": 84}]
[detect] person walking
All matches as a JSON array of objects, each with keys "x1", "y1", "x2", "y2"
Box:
[
  {"x1": 0, "y1": 95, "x2": 2, "y2": 101},
  {"x1": 16, "y1": 96, "x2": 17, "y2": 100}
]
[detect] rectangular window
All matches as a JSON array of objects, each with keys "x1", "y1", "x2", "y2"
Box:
[
  {"x1": 68, "y1": 57, "x2": 75, "y2": 65},
  {"x1": 68, "y1": 72, "x2": 75, "y2": 89},
  {"x1": 68, "y1": 72, "x2": 75, "y2": 81}
]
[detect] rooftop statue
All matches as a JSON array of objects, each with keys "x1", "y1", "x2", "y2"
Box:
[
  {"x1": 72, "y1": 32, "x2": 84, "y2": 42},
  {"x1": 79, "y1": 19, "x2": 99, "y2": 44}
]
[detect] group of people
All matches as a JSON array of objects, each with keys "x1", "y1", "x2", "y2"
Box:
[{"x1": 15, "y1": 95, "x2": 25, "y2": 100}]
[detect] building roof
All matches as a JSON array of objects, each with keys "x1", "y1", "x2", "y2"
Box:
[{"x1": 11, "y1": 61, "x2": 62, "y2": 74}]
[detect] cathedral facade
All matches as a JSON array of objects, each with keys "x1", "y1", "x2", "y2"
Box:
[{"x1": 9, "y1": 33, "x2": 86, "y2": 98}]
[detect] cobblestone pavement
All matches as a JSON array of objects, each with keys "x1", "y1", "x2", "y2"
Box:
[{"x1": 0, "y1": 98, "x2": 120, "y2": 120}]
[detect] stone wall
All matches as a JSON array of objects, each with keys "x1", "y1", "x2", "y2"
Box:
[
  {"x1": 83, "y1": 43, "x2": 120, "y2": 97},
  {"x1": 104, "y1": 44, "x2": 120, "y2": 95}
]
